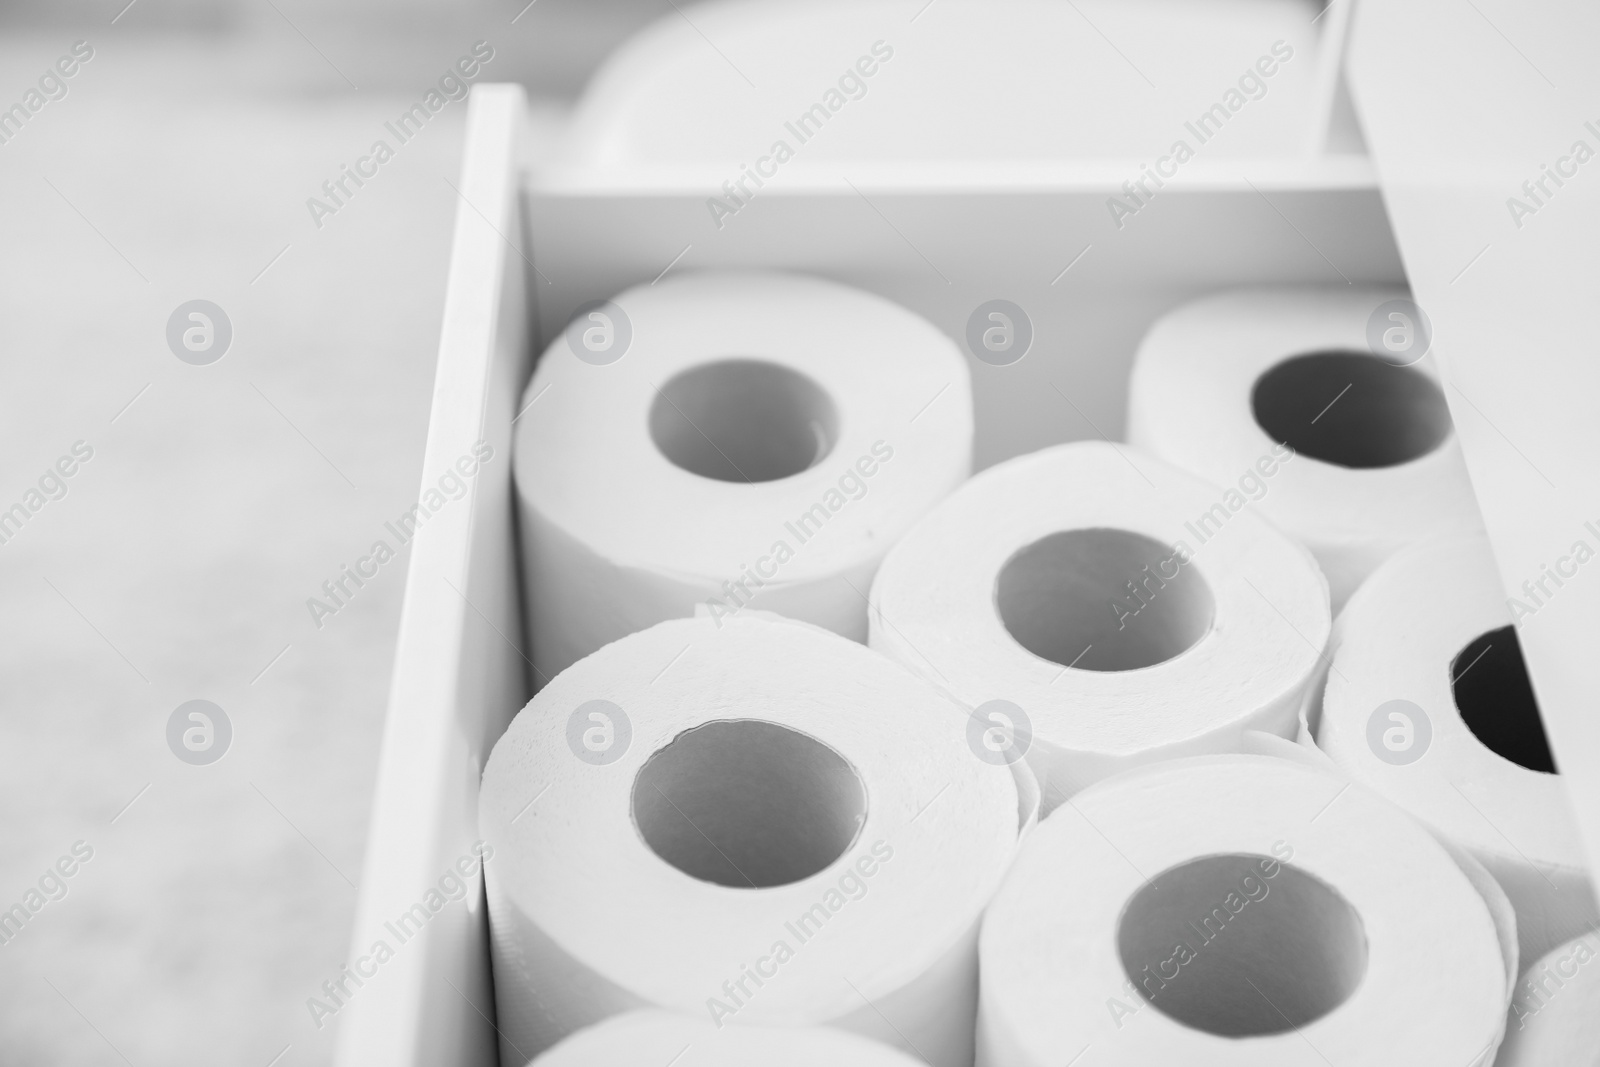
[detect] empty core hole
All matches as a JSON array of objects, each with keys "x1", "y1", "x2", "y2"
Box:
[
  {"x1": 1452, "y1": 625, "x2": 1558, "y2": 773},
  {"x1": 649, "y1": 359, "x2": 838, "y2": 483},
  {"x1": 1251, "y1": 350, "x2": 1452, "y2": 468},
  {"x1": 1118, "y1": 853, "x2": 1369, "y2": 1037},
  {"x1": 995, "y1": 528, "x2": 1214, "y2": 672},
  {"x1": 631, "y1": 720, "x2": 866, "y2": 888}
]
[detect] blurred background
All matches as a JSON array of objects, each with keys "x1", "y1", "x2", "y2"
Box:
[
  {"x1": 0, "y1": 2, "x2": 668, "y2": 1064},
  {"x1": 4, "y1": 0, "x2": 671, "y2": 96}
]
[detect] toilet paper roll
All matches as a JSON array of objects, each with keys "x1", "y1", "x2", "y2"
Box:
[
  {"x1": 1313, "y1": 533, "x2": 1598, "y2": 965},
  {"x1": 1237, "y1": 731, "x2": 1523, "y2": 1001},
  {"x1": 514, "y1": 269, "x2": 972, "y2": 681},
  {"x1": 1495, "y1": 931, "x2": 1600, "y2": 1067},
  {"x1": 868, "y1": 440, "x2": 1330, "y2": 810},
  {"x1": 1127, "y1": 286, "x2": 1482, "y2": 610},
  {"x1": 978, "y1": 754, "x2": 1512, "y2": 1067},
  {"x1": 529, "y1": 1009, "x2": 926, "y2": 1067},
  {"x1": 1443, "y1": 837, "x2": 1523, "y2": 1009},
  {"x1": 481, "y1": 613, "x2": 1025, "y2": 1067}
]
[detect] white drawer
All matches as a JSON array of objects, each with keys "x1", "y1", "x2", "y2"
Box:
[{"x1": 333, "y1": 0, "x2": 1600, "y2": 1049}]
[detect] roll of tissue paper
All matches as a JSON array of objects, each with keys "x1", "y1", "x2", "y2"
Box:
[
  {"x1": 513, "y1": 270, "x2": 972, "y2": 681},
  {"x1": 481, "y1": 613, "x2": 1031, "y2": 1067},
  {"x1": 868, "y1": 440, "x2": 1329, "y2": 810},
  {"x1": 1313, "y1": 533, "x2": 1598, "y2": 965},
  {"x1": 978, "y1": 754, "x2": 1513, "y2": 1067},
  {"x1": 530, "y1": 1009, "x2": 927, "y2": 1067},
  {"x1": 1127, "y1": 286, "x2": 1482, "y2": 610},
  {"x1": 1495, "y1": 931, "x2": 1600, "y2": 1067}
]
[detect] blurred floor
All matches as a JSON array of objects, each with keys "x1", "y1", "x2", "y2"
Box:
[{"x1": 0, "y1": 16, "x2": 600, "y2": 1065}]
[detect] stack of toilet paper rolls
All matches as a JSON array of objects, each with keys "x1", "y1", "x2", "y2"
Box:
[{"x1": 490, "y1": 274, "x2": 1580, "y2": 1065}]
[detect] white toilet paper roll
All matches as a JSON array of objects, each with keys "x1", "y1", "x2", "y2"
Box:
[
  {"x1": 1313, "y1": 533, "x2": 1598, "y2": 965},
  {"x1": 978, "y1": 754, "x2": 1512, "y2": 1067},
  {"x1": 1238, "y1": 731, "x2": 1523, "y2": 1002},
  {"x1": 1443, "y1": 837, "x2": 1523, "y2": 1010},
  {"x1": 1495, "y1": 931, "x2": 1600, "y2": 1067},
  {"x1": 1127, "y1": 286, "x2": 1482, "y2": 610},
  {"x1": 513, "y1": 269, "x2": 972, "y2": 682},
  {"x1": 529, "y1": 1009, "x2": 926, "y2": 1067},
  {"x1": 868, "y1": 440, "x2": 1329, "y2": 809},
  {"x1": 481, "y1": 613, "x2": 1026, "y2": 1067}
]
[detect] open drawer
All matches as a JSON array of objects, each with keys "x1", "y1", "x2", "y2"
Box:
[{"x1": 332, "y1": 1, "x2": 1600, "y2": 1062}]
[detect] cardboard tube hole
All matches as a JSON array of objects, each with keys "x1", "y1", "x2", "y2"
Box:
[
  {"x1": 1252, "y1": 350, "x2": 1452, "y2": 468},
  {"x1": 1453, "y1": 624, "x2": 1558, "y2": 773},
  {"x1": 996, "y1": 528, "x2": 1213, "y2": 672},
  {"x1": 1117, "y1": 853, "x2": 1369, "y2": 1036},
  {"x1": 632, "y1": 720, "x2": 866, "y2": 888},
  {"x1": 650, "y1": 359, "x2": 837, "y2": 483}
]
